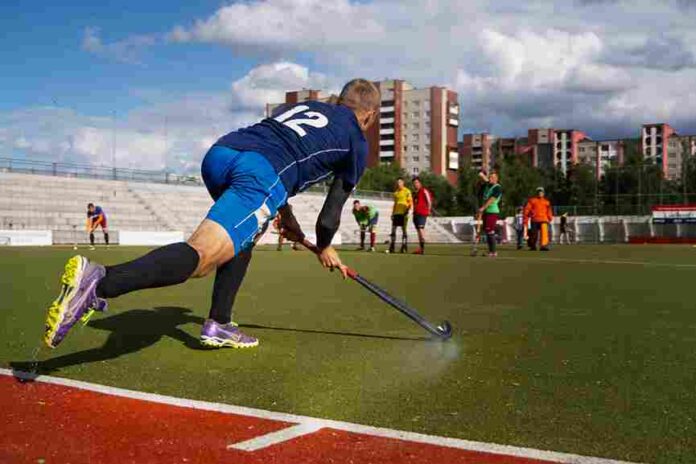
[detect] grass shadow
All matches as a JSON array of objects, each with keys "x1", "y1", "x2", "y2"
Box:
[
  {"x1": 238, "y1": 323, "x2": 430, "y2": 342},
  {"x1": 10, "y1": 306, "x2": 204, "y2": 378}
]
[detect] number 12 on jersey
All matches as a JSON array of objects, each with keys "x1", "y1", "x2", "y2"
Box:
[{"x1": 274, "y1": 105, "x2": 329, "y2": 137}]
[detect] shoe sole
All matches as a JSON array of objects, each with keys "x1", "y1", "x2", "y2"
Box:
[
  {"x1": 200, "y1": 335, "x2": 259, "y2": 349},
  {"x1": 44, "y1": 256, "x2": 86, "y2": 349}
]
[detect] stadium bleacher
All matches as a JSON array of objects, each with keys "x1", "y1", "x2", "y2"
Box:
[{"x1": 0, "y1": 171, "x2": 460, "y2": 245}]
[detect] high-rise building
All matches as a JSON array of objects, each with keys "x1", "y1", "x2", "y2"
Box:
[
  {"x1": 577, "y1": 139, "x2": 624, "y2": 179},
  {"x1": 459, "y1": 133, "x2": 495, "y2": 172},
  {"x1": 267, "y1": 80, "x2": 461, "y2": 185},
  {"x1": 641, "y1": 123, "x2": 681, "y2": 179}
]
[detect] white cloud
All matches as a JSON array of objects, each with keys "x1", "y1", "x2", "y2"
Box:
[
  {"x1": 0, "y1": 62, "x2": 334, "y2": 172},
  {"x1": 81, "y1": 27, "x2": 156, "y2": 64},
  {"x1": 168, "y1": 0, "x2": 384, "y2": 51}
]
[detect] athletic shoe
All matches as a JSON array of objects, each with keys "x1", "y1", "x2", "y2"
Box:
[
  {"x1": 200, "y1": 319, "x2": 258, "y2": 348},
  {"x1": 412, "y1": 248, "x2": 423, "y2": 255},
  {"x1": 400, "y1": 246, "x2": 408, "y2": 254},
  {"x1": 487, "y1": 252, "x2": 498, "y2": 258},
  {"x1": 540, "y1": 246, "x2": 550, "y2": 252},
  {"x1": 89, "y1": 245, "x2": 96, "y2": 250},
  {"x1": 355, "y1": 246, "x2": 365, "y2": 251},
  {"x1": 369, "y1": 247, "x2": 375, "y2": 252},
  {"x1": 44, "y1": 256, "x2": 107, "y2": 349}
]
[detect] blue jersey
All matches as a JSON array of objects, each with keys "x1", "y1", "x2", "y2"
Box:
[
  {"x1": 87, "y1": 206, "x2": 105, "y2": 219},
  {"x1": 215, "y1": 101, "x2": 368, "y2": 196}
]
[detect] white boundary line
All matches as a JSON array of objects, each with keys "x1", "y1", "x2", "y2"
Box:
[
  {"x1": 0, "y1": 368, "x2": 640, "y2": 464},
  {"x1": 228, "y1": 422, "x2": 324, "y2": 451},
  {"x1": 486, "y1": 255, "x2": 696, "y2": 269}
]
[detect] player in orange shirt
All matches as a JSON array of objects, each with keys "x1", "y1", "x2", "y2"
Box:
[{"x1": 523, "y1": 187, "x2": 553, "y2": 251}]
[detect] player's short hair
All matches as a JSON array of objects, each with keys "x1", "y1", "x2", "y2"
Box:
[
  {"x1": 338, "y1": 79, "x2": 380, "y2": 113},
  {"x1": 413, "y1": 176, "x2": 421, "y2": 183},
  {"x1": 87, "y1": 203, "x2": 94, "y2": 208},
  {"x1": 353, "y1": 200, "x2": 360, "y2": 205}
]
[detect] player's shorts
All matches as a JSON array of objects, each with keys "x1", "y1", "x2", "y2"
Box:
[
  {"x1": 90, "y1": 216, "x2": 107, "y2": 229},
  {"x1": 391, "y1": 213, "x2": 407, "y2": 228},
  {"x1": 483, "y1": 213, "x2": 498, "y2": 234},
  {"x1": 413, "y1": 214, "x2": 428, "y2": 229},
  {"x1": 201, "y1": 145, "x2": 288, "y2": 253},
  {"x1": 361, "y1": 213, "x2": 379, "y2": 231}
]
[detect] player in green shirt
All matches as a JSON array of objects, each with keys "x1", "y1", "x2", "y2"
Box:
[
  {"x1": 352, "y1": 200, "x2": 379, "y2": 251},
  {"x1": 477, "y1": 171, "x2": 502, "y2": 257}
]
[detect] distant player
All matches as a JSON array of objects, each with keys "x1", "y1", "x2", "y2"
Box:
[
  {"x1": 388, "y1": 177, "x2": 412, "y2": 253},
  {"x1": 478, "y1": 171, "x2": 502, "y2": 257},
  {"x1": 86, "y1": 203, "x2": 109, "y2": 249},
  {"x1": 513, "y1": 206, "x2": 525, "y2": 250},
  {"x1": 352, "y1": 200, "x2": 378, "y2": 251},
  {"x1": 273, "y1": 213, "x2": 299, "y2": 251},
  {"x1": 43, "y1": 79, "x2": 380, "y2": 350},
  {"x1": 524, "y1": 187, "x2": 553, "y2": 251},
  {"x1": 411, "y1": 177, "x2": 433, "y2": 255},
  {"x1": 559, "y1": 212, "x2": 573, "y2": 244}
]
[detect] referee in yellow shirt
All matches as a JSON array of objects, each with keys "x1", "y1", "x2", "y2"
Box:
[{"x1": 388, "y1": 177, "x2": 413, "y2": 253}]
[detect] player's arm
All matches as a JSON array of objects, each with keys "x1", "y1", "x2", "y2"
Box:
[
  {"x1": 424, "y1": 189, "x2": 433, "y2": 211},
  {"x1": 315, "y1": 176, "x2": 352, "y2": 277},
  {"x1": 406, "y1": 190, "x2": 413, "y2": 212}
]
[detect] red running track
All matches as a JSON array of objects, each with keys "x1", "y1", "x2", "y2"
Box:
[{"x1": 0, "y1": 374, "x2": 620, "y2": 464}]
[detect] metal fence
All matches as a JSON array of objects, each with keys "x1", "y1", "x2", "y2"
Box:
[{"x1": 0, "y1": 157, "x2": 202, "y2": 186}]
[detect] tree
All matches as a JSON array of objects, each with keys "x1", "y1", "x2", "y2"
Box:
[
  {"x1": 497, "y1": 155, "x2": 542, "y2": 216},
  {"x1": 357, "y1": 163, "x2": 406, "y2": 192}
]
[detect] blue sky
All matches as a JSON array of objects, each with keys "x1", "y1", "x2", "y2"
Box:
[
  {"x1": 1, "y1": 0, "x2": 696, "y2": 171},
  {"x1": 0, "y1": 0, "x2": 259, "y2": 114}
]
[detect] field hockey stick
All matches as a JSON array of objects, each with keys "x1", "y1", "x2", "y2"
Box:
[
  {"x1": 300, "y1": 239, "x2": 452, "y2": 340},
  {"x1": 471, "y1": 212, "x2": 482, "y2": 256}
]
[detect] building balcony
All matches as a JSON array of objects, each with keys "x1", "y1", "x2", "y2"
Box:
[
  {"x1": 449, "y1": 106, "x2": 459, "y2": 115},
  {"x1": 448, "y1": 118, "x2": 459, "y2": 126},
  {"x1": 379, "y1": 151, "x2": 395, "y2": 157},
  {"x1": 380, "y1": 128, "x2": 395, "y2": 135},
  {"x1": 379, "y1": 139, "x2": 394, "y2": 146},
  {"x1": 380, "y1": 106, "x2": 395, "y2": 113},
  {"x1": 380, "y1": 117, "x2": 395, "y2": 124}
]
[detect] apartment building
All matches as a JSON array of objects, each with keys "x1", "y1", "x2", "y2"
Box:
[
  {"x1": 459, "y1": 133, "x2": 495, "y2": 172},
  {"x1": 267, "y1": 79, "x2": 461, "y2": 185},
  {"x1": 577, "y1": 139, "x2": 624, "y2": 179}
]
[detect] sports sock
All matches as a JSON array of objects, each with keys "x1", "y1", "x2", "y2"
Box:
[
  {"x1": 487, "y1": 232, "x2": 496, "y2": 253},
  {"x1": 89, "y1": 233, "x2": 95, "y2": 246},
  {"x1": 389, "y1": 227, "x2": 396, "y2": 252},
  {"x1": 96, "y1": 242, "x2": 199, "y2": 299},
  {"x1": 401, "y1": 228, "x2": 408, "y2": 250},
  {"x1": 370, "y1": 232, "x2": 376, "y2": 248},
  {"x1": 208, "y1": 250, "x2": 252, "y2": 325},
  {"x1": 104, "y1": 233, "x2": 109, "y2": 245},
  {"x1": 420, "y1": 240, "x2": 425, "y2": 251},
  {"x1": 360, "y1": 230, "x2": 365, "y2": 248}
]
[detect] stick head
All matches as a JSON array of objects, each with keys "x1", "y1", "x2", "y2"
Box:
[{"x1": 435, "y1": 321, "x2": 453, "y2": 339}]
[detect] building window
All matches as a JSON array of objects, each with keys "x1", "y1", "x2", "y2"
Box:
[
  {"x1": 413, "y1": 100, "x2": 420, "y2": 106},
  {"x1": 413, "y1": 156, "x2": 420, "y2": 162},
  {"x1": 413, "y1": 167, "x2": 420, "y2": 174},
  {"x1": 411, "y1": 145, "x2": 419, "y2": 151},
  {"x1": 412, "y1": 134, "x2": 420, "y2": 140},
  {"x1": 404, "y1": 145, "x2": 409, "y2": 152},
  {"x1": 413, "y1": 123, "x2": 420, "y2": 129},
  {"x1": 412, "y1": 112, "x2": 419, "y2": 118}
]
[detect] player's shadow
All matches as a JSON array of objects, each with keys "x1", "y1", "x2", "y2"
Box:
[
  {"x1": 10, "y1": 307, "x2": 204, "y2": 378},
  {"x1": 238, "y1": 323, "x2": 429, "y2": 341}
]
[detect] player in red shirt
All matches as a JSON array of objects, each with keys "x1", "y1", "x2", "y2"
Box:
[{"x1": 412, "y1": 177, "x2": 433, "y2": 255}]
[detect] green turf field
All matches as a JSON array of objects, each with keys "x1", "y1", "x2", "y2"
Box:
[{"x1": 1, "y1": 244, "x2": 695, "y2": 463}]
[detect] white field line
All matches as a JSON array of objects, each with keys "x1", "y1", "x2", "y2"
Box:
[
  {"x1": 488, "y1": 255, "x2": 696, "y2": 269},
  {"x1": 228, "y1": 422, "x2": 324, "y2": 451},
  {"x1": 0, "y1": 368, "x2": 641, "y2": 464}
]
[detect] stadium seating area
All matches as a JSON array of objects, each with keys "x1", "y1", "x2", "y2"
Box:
[{"x1": 0, "y1": 172, "x2": 460, "y2": 245}]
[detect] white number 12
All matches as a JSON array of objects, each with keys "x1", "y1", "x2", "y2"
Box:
[{"x1": 274, "y1": 105, "x2": 329, "y2": 137}]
